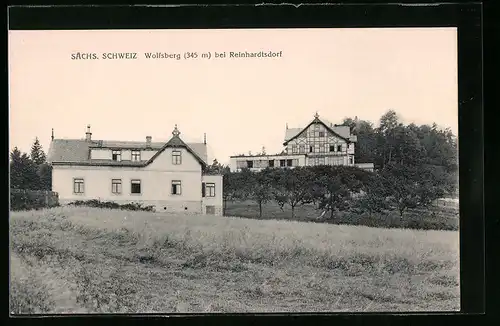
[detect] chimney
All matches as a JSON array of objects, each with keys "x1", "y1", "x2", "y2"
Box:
[
  {"x1": 85, "y1": 125, "x2": 92, "y2": 141},
  {"x1": 286, "y1": 123, "x2": 288, "y2": 130},
  {"x1": 146, "y1": 136, "x2": 152, "y2": 147},
  {"x1": 203, "y1": 133, "x2": 206, "y2": 145},
  {"x1": 51, "y1": 128, "x2": 54, "y2": 141}
]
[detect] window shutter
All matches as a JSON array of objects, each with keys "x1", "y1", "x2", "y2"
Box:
[{"x1": 202, "y1": 182, "x2": 206, "y2": 197}]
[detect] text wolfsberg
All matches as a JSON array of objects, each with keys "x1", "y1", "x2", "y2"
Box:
[{"x1": 70, "y1": 51, "x2": 283, "y2": 60}]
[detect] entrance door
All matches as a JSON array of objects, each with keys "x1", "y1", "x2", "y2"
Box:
[{"x1": 205, "y1": 206, "x2": 215, "y2": 215}]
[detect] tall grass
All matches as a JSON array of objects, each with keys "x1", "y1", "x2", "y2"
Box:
[{"x1": 9, "y1": 207, "x2": 460, "y2": 313}]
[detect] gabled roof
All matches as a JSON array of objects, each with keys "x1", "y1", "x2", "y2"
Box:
[
  {"x1": 283, "y1": 114, "x2": 353, "y2": 145},
  {"x1": 48, "y1": 127, "x2": 208, "y2": 167},
  {"x1": 144, "y1": 131, "x2": 207, "y2": 167}
]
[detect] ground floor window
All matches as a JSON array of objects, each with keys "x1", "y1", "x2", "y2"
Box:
[
  {"x1": 205, "y1": 183, "x2": 215, "y2": 197},
  {"x1": 73, "y1": 178, "x2": 84, "y2": 194},
  {"x1": 131, "y1": 179, "x2": 141, "y2": 194},
  {"x1": 172, "y1": 180, "x2": 182, "y2": 195},
  {"x1": 111, "y1": 179, "x2": 122, "y2": 194},
  {"x1": 206, "y1": 205, "x2": 216, "y2": 215}
]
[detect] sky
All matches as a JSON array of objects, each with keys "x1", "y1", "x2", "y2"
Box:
[{"x1": 9, "y1": 28, "x2": 458, "y2": 165}]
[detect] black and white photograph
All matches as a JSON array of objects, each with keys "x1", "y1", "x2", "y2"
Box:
[{"x1": 8, "y1": 11, "x2": 465, "y2": 315}]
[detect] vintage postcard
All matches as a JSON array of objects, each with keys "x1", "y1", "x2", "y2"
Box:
[{"x1": 9, "y1": 27, "x2": 460, "y2": 314}]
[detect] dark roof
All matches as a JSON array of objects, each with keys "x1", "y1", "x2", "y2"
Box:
[
  {"x1": 48, "y1": 137, "x2": 208, "y2": 167},
  {"x1": 283, "y1": 116, "x2": 354, "y2": 146}
]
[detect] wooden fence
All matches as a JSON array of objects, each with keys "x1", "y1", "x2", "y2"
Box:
[{"x1": 10, "y1": 189, "x2": 59, "y2": 211}]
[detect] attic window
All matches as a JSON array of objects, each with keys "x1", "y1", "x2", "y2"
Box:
[
  {"x1": 131, "y1": 150, "x2": 141, "y2": 162},
  {"x1": 172, "y1": 150, "x2": 182, "y2": 165},
  {"x1": 319, "y1": 131, "x2": 325, "y2": 137},
  {"x1": 112, "y1": 150, "x2": 121, "y2": 161}
]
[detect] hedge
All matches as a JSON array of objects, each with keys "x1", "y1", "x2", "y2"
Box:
[
  {"x1": 67, "y1": 199, "x2": 155, "y2": 212},
  {"x1": 10, "y1": 189, "x2": 59, "y2": 211}
]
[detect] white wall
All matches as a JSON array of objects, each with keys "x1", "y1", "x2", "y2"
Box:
[
  {"x1": 229, "y1": 154, "x2": 306, "y2": 172},
  {"x1": 141, "y1": 150, "x2": 157, "y2": 161},
  {"x1": 202, "y1": 174, "x2": 223, "y2": 216},
  {"x1": 90, "y1": 148, "x2": 111, "y2": 160},
  {"x1": 53, "y1": 147, "x2": 204, "y2": 213}
]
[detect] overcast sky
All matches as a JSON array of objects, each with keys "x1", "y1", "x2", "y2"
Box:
[{"x1": 9, "y1": 28, "x2": 457, "y2": 165}]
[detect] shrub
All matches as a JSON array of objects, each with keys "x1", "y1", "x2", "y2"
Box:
[
  {"x1": 67, "y1": 200, "x2": 155, "y2": 212},
  {"x1": 10, "y1": 189, "x2": 59, "y2": 211}
]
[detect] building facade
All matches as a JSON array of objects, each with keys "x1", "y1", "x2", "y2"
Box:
[
  {"x1": 229, "y1": 113, "x2": 374, "y2": 172},
  {"x1": 47, "y1": 125, "x2": 223, "y2": 215}
]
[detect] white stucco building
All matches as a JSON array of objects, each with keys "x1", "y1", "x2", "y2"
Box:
[
  {"x1": 47, "y1": 125, "x2": 223, "y2": 215},
  {"x1": 229, "y1": 113, "x2": 374, "y2": 172}
]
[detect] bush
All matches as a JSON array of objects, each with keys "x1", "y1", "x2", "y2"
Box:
[
  {"x1": 10, "y1": 189, "x2": 59, "y2": 211},
  {"x1": 67, "y1": 200, "x2": 155, "y2": 212}
]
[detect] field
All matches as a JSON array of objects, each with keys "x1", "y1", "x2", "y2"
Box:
[
  {"x1": 10, "y1": 206, "x2": 460, "y2": 314},
  {"x1": 225, "y1": 200, "x2": 459, "y2": 231}
]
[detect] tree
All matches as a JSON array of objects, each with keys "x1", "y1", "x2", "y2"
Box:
[
  {"x1": 245, "y1": 169, "x2": 273, "y2": 218},
  {"x1": 352, "y1": 173, "x2": 389, "y2": 218},
  {"x1": 10, "y1": 148, "x2": 39, "y2": 190},
  {"x1": 310, "y1": 166, "x2": 361, "y2": 219},
  {"x1": 10, "y1": 147, "x2": 24, "y2": 189},
  {"x1": 379, "y1": 163, "x2": 451, "y2": 219},
  {"x1": 273, "y1": 167, "x2": 313, "y2": 218},
  {"x1": 37, "y1": 163, "x2": 52, "y2": 191},
  {"x1": 30, "y1": 137, "x2": 46, "y2": 165}
]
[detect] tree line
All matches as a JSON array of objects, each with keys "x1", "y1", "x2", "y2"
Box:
[
  {"x1": 216, "y1": 110, "x2": 458, "y2": 219},
  {"x1": 10, "y1": 137, "x2": 52, "y2": 191}
]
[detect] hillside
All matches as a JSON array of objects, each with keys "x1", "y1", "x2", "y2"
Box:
[{"x1": 10, "y1": 207, "x2": 459, "y2": 313}]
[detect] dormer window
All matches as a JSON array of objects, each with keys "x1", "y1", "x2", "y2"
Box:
[
  {"x1": 172, "y1": 150, "x2": 182, "y2": 165},
  {"x1": 112, "y1": 150, "x2": 121, "y2": 161},
  {"x1": 131, "y1": 150, "x2": 141, "y2": 162}
]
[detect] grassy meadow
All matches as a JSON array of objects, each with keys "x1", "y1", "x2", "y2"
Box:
[
  {"x1": 10, "y1": 206, "x2": 460, "y2": 314},
  {"x1": 225, "y1": 200, "x2": 459, "y2": 231}
]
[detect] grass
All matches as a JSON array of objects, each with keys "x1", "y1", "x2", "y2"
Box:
[
  {"x1": 225, "y1": 200, "x2": 459, "y2": 231},
  {"x1": 10, "y1": 206, "x2": 460, "y2": 314}
]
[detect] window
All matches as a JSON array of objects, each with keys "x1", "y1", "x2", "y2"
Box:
[
  {"x1": 280, "y1": 159, "x2": 286, "y2": 167},
  {"x1": 112, "y1": 150, "x2": 121, "y2": 161},
  {"x1": 329, "y1": 145, "x2": 335, "y2": 152},
  {"x1": 171, "y1": 180, "x2": 182, "y2": 195},
  {"x1": 247, "y1": 160, "x2": 253, "y2": 168},
  {"x1": 349, "y1": 156, "x2": 354, "y2": 164},
  {"x1": 318, "y1": 157, "x2": 325, "y2": 165},
  {"x1": 131, "y1": 150, "x2": 141, "y2": 162},
  {"x1": 319, "y1": 131, "x2": 325, "y2": 137},
  {"x1": 269, "y1": 160, "x2": 274, "y2": 167},
  {"x1": 292, "y1": 145, "x2": 297, "y2": 154},
  {"x1": 309, "y1": 146, "x2": 313, "y2": 153},
  {"x1": 337, "y1": 145, "x2": 342, "y2": 152},
  {"x1": 205, "y1": 183, "x2": 215, "y2": 197},
  {"x1": 131, "y1": 179, "x2": 141, "y2": 194},
  {"x1": 73, "y1": 178, "x2": 84, "y2": 194},
  {"x1": 202, "y1": 182, "x2": 205, "y2": 197},
  {"x1": 236, "y1": 160, "x2": 246, "y2": 168},
  {"x1": 299, "y1": 145, "x2": 305, "y2": 153},
  {"x1": 287, "y1": 159, "x2": 293, "y2": 167},
  {"x1": 111, "y1": 179, "x2": 122, "y2": 194},
  {"x1": 172, "y1": 150, "x2": 182, "y2": 165},
  {"x1": 319, "y1": 144, "x2": 325, "y2": 153}
]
